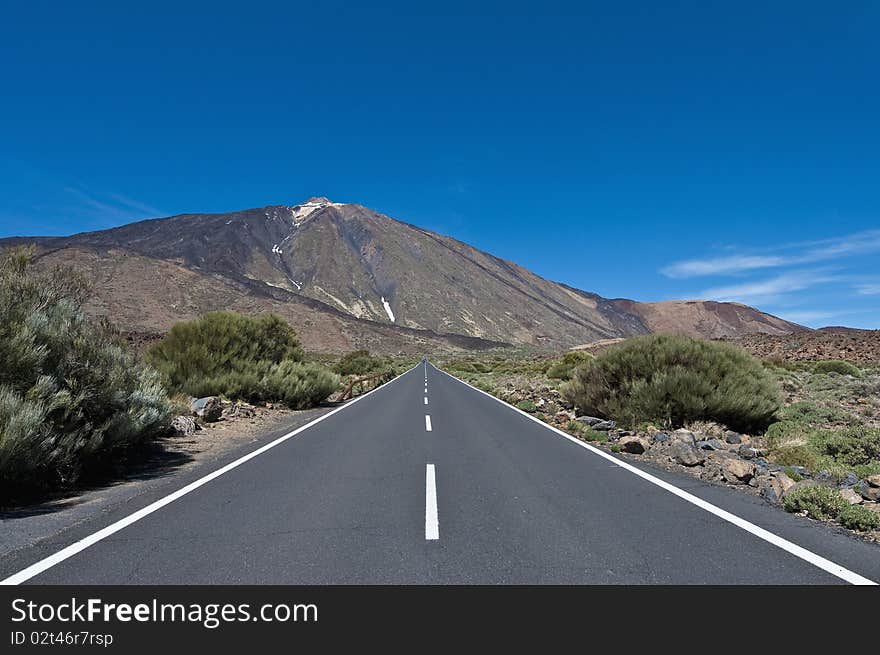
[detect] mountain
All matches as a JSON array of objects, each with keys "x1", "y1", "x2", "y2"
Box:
[{"x1": 1, "y1": 197, "x2": 805, "y2": 351}]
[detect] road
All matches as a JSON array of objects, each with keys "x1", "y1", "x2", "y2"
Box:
[{"x1": 2, "y1": 362, "x2": 879, "y2": 584}]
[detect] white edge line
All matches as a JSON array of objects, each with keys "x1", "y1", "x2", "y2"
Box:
[
  {"x1": 424, "y1": 397, "x2": 428, "y2": 405},
  {"x1": 1, "y1": 365, "x2": 421, "y2": 586},
  {"x1": 425, "y1": 464, "x2": 439, "y2": 540},
  {"x1": 432, "y1": 364, "x2": 877, "y2": 585},
  {"x1": 425, "y1": 415, "x2": 432, "y2": 432}
]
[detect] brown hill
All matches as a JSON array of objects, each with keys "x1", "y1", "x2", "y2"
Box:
[{"x1": 2, "y1": 197, "x2": 805, "y2": 351}]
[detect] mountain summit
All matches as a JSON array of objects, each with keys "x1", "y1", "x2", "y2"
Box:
[{"x1": 1, "y1": 199, "x2": 804, "y2": 351}]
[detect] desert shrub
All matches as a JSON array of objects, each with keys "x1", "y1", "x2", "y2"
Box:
[
  {"x1": 546, "y1": 351, "x2": 593, "y2": 380},
  {"x1": 475, "y1": 379, "x2": 496, "y2": 394},
  {"x1": 333, "y1": 349, "x2": 384, "y2": 376},
  {"x1": 776, "y1": 401, "x2": 852, "y2": 427},
  {"x1": 147, "y1": 312, "x2": 338, "y2": 408},
  {"x1": 583, "y1": 429, "x2": 608, "y2": 443},
  {"x1": 782, "y1": 486, "x2": 848, "y2": 520},
  {"x1": 782, "y1": 467, "x2": 804, "y2": 482},
  {"x1": 813, "y1": 360, "x2": 863, "y2": 377},
  {"x1": 260, "y1": 361, "x2": 340, "y2": 409},
  {"x1": 0, "y1": 248, "x2": 171, "y2": 496},
  {"x1": 516, "y1": 399, "x2": 537, "y2": 413},
  {"x1": 837, "y1": 504, "x2": 880, "y2": 532},
  {"x1": 771, "y1": 445, "x2": 823, "y2": 471},
  {"x1": 853, "y1": 461, "x2": 880, "y2": 479},
  {"x1": 561, "y1": 334, "x2": 781, "y2": 432},
  {"x1": 815, "y1": 427, "x2": 880, "y2": 468}
]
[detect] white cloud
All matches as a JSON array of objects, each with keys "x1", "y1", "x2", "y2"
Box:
[
  {"x1": 64, "y1": 185, "x2": 162, "y2": 222},
  {"x1": 856, "y1": 283, "x2": 880, "y2": 296},
  {"x1": 700, "y1": 271, "x2": 837, "y2": 304},
  {"x1": 662, "y1": 229, "x2": 880, "y2": 279},
  {"x1": 663, "y1": 254, "x2": 788, "y2": 278}
]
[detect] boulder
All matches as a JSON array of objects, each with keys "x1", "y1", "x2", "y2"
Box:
[
  {"x1": 222, "y1": 402, "x2": 256, "y2": 419},
  {"x1": 652, "y1": 432, "x2": 670, "y2": 444},
  {"x1": 856, "y1": 481, "x2": 880, "y2": 502},
  {"x1": 170, "y1": 415, "x2": 200, "y2": 437},
  {"x1": 696, "y1": 439, "x2": 725, "y2": 451},
  {"x1": 671, "y1": 442, "x2": 705, "y2": 467},
  {"x1": 773, "y1": 471, "x2": 797, "y2": 496},
  {"x1": 670, "y1": 429, "x2": 697, "y2": 445},
  {"x1": 737, "y1": 445, "x2": 760, "y2": 460},
  {"x1": 782, "y1": 479, "x2": 818, "y2": 498},
  {"x1": 721, "y1": 458, "x2": 755, "y2": 484},
  {"x1": 724, "y1": 431, "x2": 743, "y2": 445},
  {"x1": 839, "y1": 488, "x2": 863, "y2": 505},
  {"x1": 191, "y1": 396, "x2": 223, "y2": 422},
  {"x1": 867, "y1": 474, "x2": 880, "y2": 488},
  {"x1": 555, "y1": 411, "x2": 573, "y2": 424},
  {"x1": 619, "y1": 436, "x2": 650, "y2": 455},
  {"x1": 575, "y1": 416, "x2": 603, "y2": 426},
  {"x1": 757, "y1": 475, "x2": 785, "y2": 503},
  {"x1": 592, "y1": 420, "x2": 616, "y2": 431},
  {"x1": 840, "y1": 472, "x2": 860, "y2": 488}
]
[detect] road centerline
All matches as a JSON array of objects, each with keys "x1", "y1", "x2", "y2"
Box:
[
  {"x1": 425, "y1": 464, "x2": 439, "y2": 540},
  {"x1": 425, "y1": 415, "x2": 432, "y2": 431}
]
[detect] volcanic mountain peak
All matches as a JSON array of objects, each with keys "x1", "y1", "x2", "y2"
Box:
[{"x1": 0, "y1": 199, "x2": 807, "y2": 350}]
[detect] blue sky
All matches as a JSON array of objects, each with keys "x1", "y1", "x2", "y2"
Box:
[{"x1": 1, "y1": 1, "x2": 878, "y2": 328}]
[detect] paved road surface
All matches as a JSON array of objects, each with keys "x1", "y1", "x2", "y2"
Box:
[{"x1": 2, "y1": 362, "x2": 878, "y2": 584}]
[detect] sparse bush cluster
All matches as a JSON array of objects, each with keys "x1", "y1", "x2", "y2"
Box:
[
  {"x1": 562, "y1": 334, "x2": 781, "y2": 433},
  {"x1": 764, "y1": 398, "x2": 880, "y2": 477},
  {"x1": 782, "y1": 486, "x2": 879, "y2": 531},
  {"x1": 333, "y1": 349, "x2": 386, "y2": 376},
  {"x1": 812, "y1": 360, "x2": 863, "y2": 377},
  {"x1": 147, "y1": 312, "x2": 338, "y2": 409},
  {"x1": 782, "y1": 485, "x2": 849, "y2": 521},
  {"x1": 546, "y1": 351, "x2": 593, "y2": 380},
  {"x1": 0, "y1": 248, "x2": 171, "y2": 496}
]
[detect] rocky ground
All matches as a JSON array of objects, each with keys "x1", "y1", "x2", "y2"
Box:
[{"x1": 722, "y1": 328, "x2": 880, "y2": 365}]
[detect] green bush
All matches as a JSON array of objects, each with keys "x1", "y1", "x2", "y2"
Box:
[
  {"x1": 782, "y1": 467, "x2": 804, "y2": 482},
  {"x1": 813, "y1": 360, "x2": 863, "y2": 377},
  {"x1": 147, "y1": 312, "x2": 338, "y2": 408},
  {"x1": 516, "y1": 399, "x2": 537, "y2": 413},
  {"x1": 771, "y1": 444, "x2": 822, "y2": 471},
  {"x1": 333, "y1": 349, "x2": 384, "y2": 376},
  {"x1": 782, "y1": 486, "x2": 848, "y2": 520},
  {"x1": 561, "y1": 334, "x2": 781, "y2": 432},
  {"x1": 776, "y1": 401, "x2": 852, "y2": 427},
  {"x1": 837, "y1": 504, "x2": 880, "y2": 531},
  {"x1": 546, "y1": 351, "x2": 593, "y2": 380},
  {"x1": 815, "y1": 427, "x2": 880, "y2": 468},
  {"x1": 0, "y1": 248, "x2": 171, "y2": 496}
]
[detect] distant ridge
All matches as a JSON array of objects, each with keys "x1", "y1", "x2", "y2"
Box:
[{"x1": 1, "y1": 198, "x2": 805, "y2": 352}]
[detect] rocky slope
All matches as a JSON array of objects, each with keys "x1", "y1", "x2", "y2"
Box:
[{"x1": 2, "y1": 197, "x2": 805, "y2": 350}]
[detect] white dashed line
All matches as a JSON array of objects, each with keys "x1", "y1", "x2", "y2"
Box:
[
  {"x1": 425, "y1": 464, "x2": 439, "y2": 540},
  {"x1": 425, "y1": 415, "x2": 432, "y2": 431}
]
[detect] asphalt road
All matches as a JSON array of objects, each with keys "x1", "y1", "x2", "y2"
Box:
[{"x1": 2, "y1": 362, "x2": 879, "y2": 584}]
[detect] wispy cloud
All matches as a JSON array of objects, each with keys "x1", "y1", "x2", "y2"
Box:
[
  {"x1": 64, "y1": 185, "x2": 163, "y2": 223},
  {"x1": 856, "y1": 283, "x2": 880, "y2": 296},
  {"x1": 104, "y1": 192, "x2": 162, "y2": 217},
  {"x1": 662, "y1": 229, "x2": 880, "y2": 279},
  {"x1": 700, "y1": 271, "x2": 838, "y2": 305}
]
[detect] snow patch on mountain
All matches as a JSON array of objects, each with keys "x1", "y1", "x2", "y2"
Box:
[
  {"x1": 381, "y1": 296, "x2": 396, "y2": 323},
  {"x1": 271, "y1": 244, "x2": 283, "y2": 254}
]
